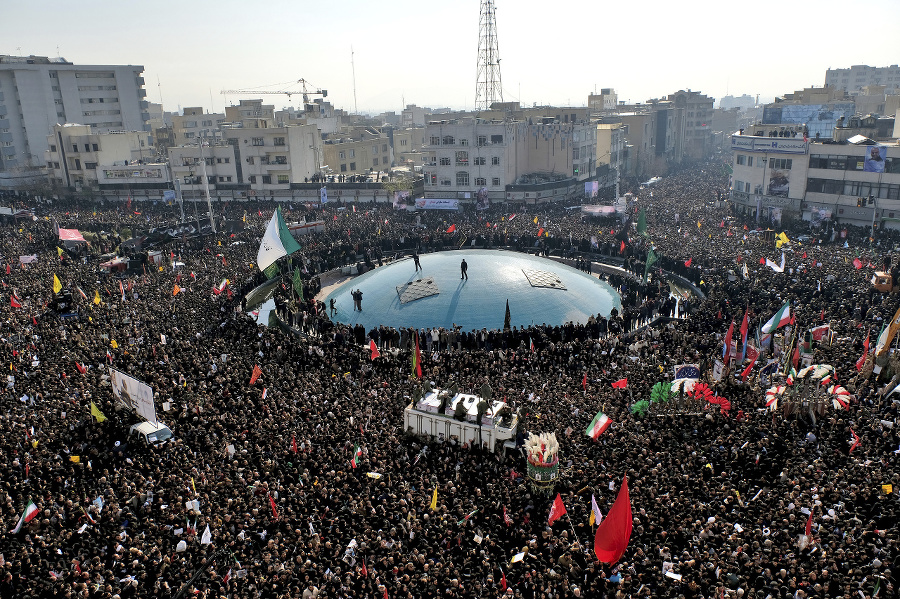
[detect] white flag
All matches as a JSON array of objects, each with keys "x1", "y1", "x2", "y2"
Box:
[
  {"x1": 256, "y1": 207, "x2": 301, "y2": 272},
  {"x1": 201, "y1": 524, "x2": 212, "y2": 545}
]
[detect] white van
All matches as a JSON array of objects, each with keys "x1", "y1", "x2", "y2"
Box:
[{"x1": 129, "y1": 421, "x2": 174, "y2": 446}]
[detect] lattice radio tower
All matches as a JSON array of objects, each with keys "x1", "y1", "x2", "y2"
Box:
[{"x1": 475, "y1": 0, "x2": 503, "y2": 112}]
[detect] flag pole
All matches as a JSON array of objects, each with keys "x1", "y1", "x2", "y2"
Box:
[{"x1": 565, "y1": 511, "x2": 588, "y2": 556}]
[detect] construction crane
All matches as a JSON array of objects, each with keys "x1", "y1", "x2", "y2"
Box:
[{"x1": 220, "y1": 79, "x2": 327, "y2": 104}]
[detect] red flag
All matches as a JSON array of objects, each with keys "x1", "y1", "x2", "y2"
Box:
[
  {"x1": 548, "y1": 493, "x2": 567, "y2": 525},
  {"x1": 10, "y1": 296, "x2": 21, "y2": 308},
  {"x1": 723, "y1": 320, "x2": 734, "y2": 360},
  {"x1": 849, "y1": 429, "x2": 860, "y2": 453},
  {"x1": 370, "y1": 339, "x2": 381, "y2": 361},
  {"x1": 759, "y1": 257, "x2": 766, "y2": 264},
  {"x1": 593, "y1": 475, "x2": 632, "y2": 564},
  {"x1": 32, "y1": 316, "x2": 37, "y2": 326},
  {"x1": 791, "y1": 343, "x2": 800, "y2": 369},
  {"x1": 249, "y1": 364, "x2": 262, "y2": 385},
  {"x1": 611, "y1": 378, "x2": 627, "y2": 389},
  {"x1": 684, "y1": 258, "x2": 692, "y2": 267},
  {"x1": 804, "y1": 510, "x2": 813, "y2": 538},
  {"x1": 853, "y1": 258, "x2": 863, "y2": 269},
  {"x1": 446, "y1": 224, "x2": 456, "y2": 233},
  {"x1": 360, "y1": 559, "x2": 368, "y2": 578},
  {"x1": 803, "y1": 252, "x2": 808, "y2": 259},
  {"x1": 291, "y1": 436, "x2": 298, "y2": 454},
  {"x1": 740, "y1": 355, "x2": 758, "y2": 382},
  {"x1": 75, "y1": 362, "x2": 86, "y2": 375},
  {"x1": 500, "y1": 570, "x2": 507, "y2": 591},
  {"x1": 383, "y1": 588, "x2": 388, "y2": 599},
  {"x1": 620, "y1": 240, "x2": 625, "y2": 253},
  {"x1": 414, "y1": 333, "x2": 422, "y2": 379},
  {"x1": 268, "y1": 493, "x2": 279, "y2": 520},
  {"x1": 537, "y1": 227, "x2": 544, "y2": 237},
  {"x1": 4, "y1": 264, "x2": 9, "y2": 275},
  {"x1": 582, "y1": 372, "x2": 587, "y2": 390},
  {"x1": 856, "y1": 333, "x2": 870, "y2": 371},
  {"x1": 503, "y1": 505, "x2": 513, "y2": 526}
]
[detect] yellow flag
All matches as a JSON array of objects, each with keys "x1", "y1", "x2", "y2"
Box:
[
  {"x1": 90, "y1": 401, "x2": 107, "y2": 423},
  {"x1": 93, "y1": 290, "x2": 101, "y2": 305},
  {"x1": 533, "y1": 216, "x2": 538, "y2": 224},
  {"x1": 173, "y1": 284, "x2": 181, "y2": 296},
  {"x1": 53, "y1": 274, "x2": 62, "y2": 294},
  {"x1": 192, "y1": 477, "x2": 197, "y2": 494},
  {"x1": 589, "y1": 510, "x2": 596, "y2": 526},
  {"x1": 883, "y1": 484, "x2": 893, "y2": 494},
  {"x1": 110, "y1": 339, "x2": 118, "y2": 349},
  {"x1": 218, "y1": 241, "x2": 221, "y2": 246},
  {"x1": 430, "y1": 485, "x2": 438, "y2": 510},
  {"x1": 697, "y1": 221, "x2": 702, "y2": 229},
  {"x1": 70, "y1": 455, "x2": 80, "y2": 463},
  {"x1": 57, "y1": 247, "x2": 64, "y2": 257}
]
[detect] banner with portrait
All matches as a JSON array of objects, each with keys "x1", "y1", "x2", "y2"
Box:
[
  {"x1": 475, "y1": 187, "x2": 490, "y2": 210},
  {"x1": 863, "y1": 145, "x2": 887, "y2": 173},
  {"x1": 109, "y1": 367, "x2": 157, "y2": 425}
]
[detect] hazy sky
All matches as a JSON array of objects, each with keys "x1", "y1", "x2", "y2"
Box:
[{"x1": 6, "y1": 0, "x2": 900, "y2": 115}]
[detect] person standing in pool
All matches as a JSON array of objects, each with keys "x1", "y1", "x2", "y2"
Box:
[{"x1": 460, "y1": 258, "x2": 468, "y2": 280}]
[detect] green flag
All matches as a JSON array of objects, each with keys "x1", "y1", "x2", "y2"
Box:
[
  {"x1": 292, "y1": 268, "x2": 303, "y2": 298},
  {"x1": 637, "y1": 209, "x2": 648, "y2": 237},
  {"x1": 263, "y1": 262, "x2": 279, "y2": 280},
  {"x1": 643, "y1": 249, "x2": 658, "y2": 283}
]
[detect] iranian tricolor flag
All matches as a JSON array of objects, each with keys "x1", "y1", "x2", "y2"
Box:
[
  {"x1": 10, "y1": 501, "x2": 39, "y2": 533},
  {"x1": 761, "y1": 301, "x2": 791, "y2": 334},
  {"x1": 585, "y1": 410, "x2": 612, "y2": 440},
  {"x1": 350, "y1": 444, "x2": 362, "y2": 468}
]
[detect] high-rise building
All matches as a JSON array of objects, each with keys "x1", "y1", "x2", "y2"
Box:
[
  {"x1": 0, "y1": 55, "x2": 150, "y2": 178},
  {"x1": 826, "y1": 65, "x2": 900, "y2": 95}
]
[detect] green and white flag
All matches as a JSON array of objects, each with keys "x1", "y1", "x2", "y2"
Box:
[
  {"x1": 256, "y1": 206, "x2": 302, "y2": 273},
  {"x1": 761, "y1": 301, "x2": 791, "y2": 334},
  {"x1": 9, "y1": 501, "x2": 39, "y2": 533},
  {"x1": 292, "y1": 268, "x2": 303, "y2": 297}
]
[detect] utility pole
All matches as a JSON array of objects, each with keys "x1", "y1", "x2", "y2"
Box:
[{"x1": 197, "y1": 134, "x2": 216, "y2": 234}]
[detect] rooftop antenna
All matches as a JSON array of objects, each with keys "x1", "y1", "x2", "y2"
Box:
[
  {"x1": 475, "y1": 0, "x2": 504, "y2": 112},
  {"x1": 351, "y1": 46, "x2": 358, "y2": 115}
]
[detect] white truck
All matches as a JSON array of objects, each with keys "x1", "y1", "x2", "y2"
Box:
[{"x1": 403, "y1": 389, "x2": 518, "y2": 453}]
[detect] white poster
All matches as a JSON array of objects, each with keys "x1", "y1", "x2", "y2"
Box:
[
  {"x1": 414, "y1": 198, "x2": 460, "y2": 210},
  {"x1": 320, "y1": 187, "x2": 328, "y2": 204},
  {"x1": 109, "y1": 367, "x2": 157, "y2": 425}
]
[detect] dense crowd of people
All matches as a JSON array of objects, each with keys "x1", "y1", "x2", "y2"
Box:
[{"x1": 0, "y1": 160, "x2": 897, "y2": 599}]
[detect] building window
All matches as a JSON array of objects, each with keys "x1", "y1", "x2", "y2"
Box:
[
  {"x1": 85, "y1": 162, "x2": 97, "y2": 170},
  {"x1": 736, "y1": 155, "x2": 746, "y2": 166},
  {"x1": 373, "y1": 145, "x2": 379, "y2": 154},
  {"x1": 373, "y1": 159, "x2": 379, "y2": 167},
  {"x1": 278, "y1": 174, "x2": 289, "y2": 184},
  {"x1": 456, "y1": 171, "x2": 469, "y2": 186},
  {"x1": 251, "y1": 137, "x2": 264, "y2": 146},
  {"x1": 440, "y1": 178, "x2": 452, "y2": 186},
  {"x1": 477, "y1": 135, "x2": 487, "y2": 146},
  {"x1": 349, "y1": 149, "x2": 355, "y2": 158},
  {"x1": 383, "y1": 157, "x2": 389, "y2": 164},
  {"x1": 339, "y1": 151, "x2": 345, "y2": 160},
  {"x1": 491, "y1": 135, "x2": 503, "y2": 144},
  {"x1": 50, "y1": 145, "x2": 57, "y2": 153},
  {"x1": 747, "y1": 156, "x2": 753, "y2": 167},
  {"x1": 274, "y1": 156, "x2": 287, "y2": 164},
  {"x1": 492, "y1": 177, "x2": 501, "y2": 186},
  {"x1": 491, "y1": 156, "x2": 500, "y2": 166},
  {"x1": 400, "y1": 139, "x2": 408, "y2": 146},
  {"x1": 262, "y1": 175, "x2": 272, "y2": 184},
  {"x1": 340, "y1": 164, "x2": 347, "y2": 172},
  {"x1": 249, "y1": 175, "x2": 257, "y2": 184},
  {"x1": 474, "y1": 157, "x2": 486, "y2": 166},
  {"x1": 768, "y1": 158, "x2": 793, "y2": 170},
  {"x1": 459, "y1": 139, "x2": 469, "y2": 146},
  {"x1": 475, "y1": 177, "x2": 487, "y2": 186},
  {"x1": 430, "y1": 136, "x2": 441, "y2": 145},
  {"x1": 440, "y1": 157, "x2": 451, "y2": 166},
  {"x1": 72, "y1": 144, "x2": 78, "y2": 153},
  {"x1": 442, "y1": 136, "x2": 455, "y2": 145},
  {"x1": 456, "y1": 151, "x2": 468, "y2": 166},
  {"x1": 350, "y1": 162, "x2": 356, "y2": 170},
  {"x1": 382, "y1": 143, "x2": 388, "y2": 152},
  {"x1": 274, "y1": 137, "x2": 285, "y2": 146}
]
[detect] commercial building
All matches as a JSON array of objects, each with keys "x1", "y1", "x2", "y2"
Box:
[
  {"x1": 826, "y1": 65, "x2": 900, "y2": 95},
  {"x1": 44, "y1": 124, "x2": 150, "y2": 190},
  {"x1": 171, "y1": 107, "x2": 225, "y2": 144},
  {"x1": 322, "y1": 127, "x2": 392, "y2": 177},
  {"x1": 422, "y1": 116, "x2": 596, "y2": 204},
  {"x1": 0, "y1": 55, "x2": 149, "y2": 178},
  {"x1": 666, "y1": 90, "x2": 715, "y2": 162},
  {"x1": 729, "y1": 123, "x2": 900, "y2": 231},
  {"x1": 588, "y1": 89, "x2": 617, "y2": 112}
]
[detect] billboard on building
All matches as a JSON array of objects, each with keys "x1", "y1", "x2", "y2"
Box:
[
  {"x1": 767, "y1": 168, "x2": 790, "y2": 198},
  {"x1": 475, "y1": 187, "x2": 490, "y2": 210},
  {"x1": 863, "y1": 145, "x2": 887, "y2": 173},
  {"x1": 415, "y1": 199, "x2": 459, "y2": 210},
  {"x1": 109, "y1": 367, "x2": 157, "y2": 425},
  {"x1": 584, "y1": 181, "x2": 599, "y2": 198}
]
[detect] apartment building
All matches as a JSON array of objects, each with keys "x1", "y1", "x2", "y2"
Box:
[
  {"x1": 322, "y1": 127, "x2": 392, "y2": 177},
  {"x1": 44, "y1": 124, "x2": 149, "y2": 189}
]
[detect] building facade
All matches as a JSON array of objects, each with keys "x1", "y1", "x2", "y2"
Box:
[
  {"x1": 826, "y1": 65, "x2": 900, "y2": 95},
  {"x1": 322, "y1": 127, "x2": 392, "y2": 177},
  {"x1": 423, "y1": 118, "x2": 595, "y2": 203},
  {"x1": 171, "y1": 107, "x2": 225, "y2": 144},
  {"x1": 666, "y1": 90, "x2": 715, "y2": 162},
  {"x1": 0, "y1": 55, "x2": 149, "y2": 175},
  {"x1": 44, "y1": 124, "x2": 150, "y2": 189}
]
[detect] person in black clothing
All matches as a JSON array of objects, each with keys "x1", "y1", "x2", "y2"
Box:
[
  {"x1": 413, "y1": 250, "x2": 422, "y2": 272},
  {"x1": 460, "y1": 258, "x2": 468, "y2": 280}
]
